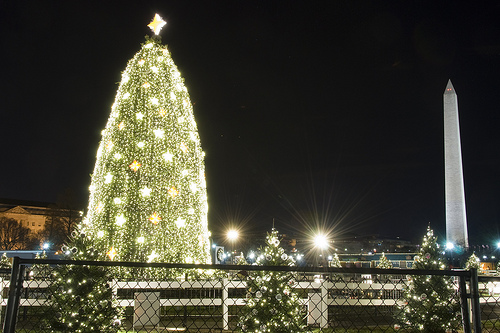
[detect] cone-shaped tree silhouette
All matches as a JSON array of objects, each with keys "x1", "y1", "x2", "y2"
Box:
[
  {"x1": 0, "y1": 253, "x2": 10, "y2": 269},
  {"x1": 465, "y1": 253, "x2": 480, "y2": 270},
  {"x1": 330, "y1": 253, "x2": 342, "y2": 268},
  {"x1": 398, "y1": 226, "x2": 461, "y2": 332},
  {"x1": 238, "y1": 229, "x2": 308, "y2": 332},
  {"x1": 48, "y1": 235, "x2": 123, "y2": 332},
  {"x1": 377, "y1": 252, "x2": 393, "y2": 269},
  {"x1": 77, "y1": 18, "x2": 211, "y2": 266}
]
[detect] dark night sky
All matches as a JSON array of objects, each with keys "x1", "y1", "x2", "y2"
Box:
[{"x1": 1, "y1": 1, "x2": 500, "y2": 245}]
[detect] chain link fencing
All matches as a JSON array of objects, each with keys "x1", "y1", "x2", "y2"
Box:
[
  {"x1": 477, "y1": 275, "x2": 500, "y2": 332},
  {"x1": 0, "y1": 258, "x2": 493, "y2": 332}
]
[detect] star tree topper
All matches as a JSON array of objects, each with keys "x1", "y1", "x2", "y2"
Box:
[{"x1": 148, "y1": 14, "x2": 166, "y2": 35}]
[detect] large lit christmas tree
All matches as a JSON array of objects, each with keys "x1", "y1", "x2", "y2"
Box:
[
  {"x1": 398, "y1": 226, "x2": 461, "y2": 332},
  {"x1": 77, "y1": 14, "x2": 211, "y2": 266},
  {"x1": 238, "y1": 229, "x2": 308, "y2": 333}
]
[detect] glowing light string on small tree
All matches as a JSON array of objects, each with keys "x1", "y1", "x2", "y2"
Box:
[
  {"x1": 238, "y1": 229, "x2": 308, "y2": 332},
  {"x1": 397, "y1": 225, "x2": 461, "y2": 331}
]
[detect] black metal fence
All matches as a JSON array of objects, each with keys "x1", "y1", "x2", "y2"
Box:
[
  {"x1": 477, "y1": 275, "x2": 500, "y2": 333},
  {"x1": 1, "y1": 257, "x2": 497, "y2": 332}
]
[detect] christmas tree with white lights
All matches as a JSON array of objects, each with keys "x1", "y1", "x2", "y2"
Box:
[
  {"x1": 0, "y1": 253, "x2": 10, "y2": 269},
  {"x1": 330, "y1": 253, "x2": 342, "y2": 268},
  {"x1": 238, "y1": 229, "x2": 308, "y2": 333},
  {"x1": 48, "y1": 234, "x2": 123, "y2": 332},
  {"x1": 377, "y1": 252, "x2": 392, "y2": 269},
  {"x1": 465, "y1": 253, "x2": 480, "y2": 270},
  {"x1": 398, "y1": 226, "x2": 461, "y2": 332},
  {"x1": 75, "y1": 14, "x2": 211, "y2": 268}
]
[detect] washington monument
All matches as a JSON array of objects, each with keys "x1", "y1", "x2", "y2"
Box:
[{"x1": 444, "y1": 80, "x2": 468, "y2": 248}]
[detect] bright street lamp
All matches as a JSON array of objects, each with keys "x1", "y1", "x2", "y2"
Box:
[
  {"x1": 314, "y1": 234, "x2": 329, "y2": 250},
  {"x1": 227, "y1": 229, "x2": 239, "y2": 264},
  {"x1": 227, "y1": 229, "x2": 239, "y2": 241}
]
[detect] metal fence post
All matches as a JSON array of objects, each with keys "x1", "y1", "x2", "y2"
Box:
[
  {"x1": 469, "y1": 268, "x2": 482, "y2": 333},
  {"x1": 458, "y1": 275, "x2": 472, "y2": 333},
  {"x1": 2, "y1": 257, "x2": 23, "y2": 333},
  {"x1": 222, "y1": 278, "x2": 229, "y2": 330},
  {"x1": 320, "y1": 279, "x2": 328, "y2": 328},
  {"x1": 112, "y1": 279, "x2": 118, "y2": 298}
]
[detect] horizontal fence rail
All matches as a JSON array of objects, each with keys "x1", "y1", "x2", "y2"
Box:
[{"x1": 1, "y1": 258, "x2": 496, "y2": 332}]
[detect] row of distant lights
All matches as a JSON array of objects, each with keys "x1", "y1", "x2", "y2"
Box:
[
  {"x1": 446, "y1": 242, "x2": 500, "y2": 250},
  {"x1": 446, "y1": 241, "x2": 500, "y2": 260},
  {"x1": 222, "y1": 251, "x2": 342, "y2": 262},
  {"x1": 218, "y1": 232, "x2": 336, "y2": 261},
  {"x1": 220, "y1": 251, "x2": 305, "y2": 261}
]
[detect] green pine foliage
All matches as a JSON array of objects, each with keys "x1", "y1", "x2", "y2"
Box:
[
  {"x1": 377, "y1": 253, "x2": 393, "y2": 269},
  {"x1": 238, "y1": 229, "x2": 309, "y2": 333},
  {"x1": 398, "y1": 226, "x2": 461, "y2": 332},
  {"x1": 47, "y1": 234, "x2": 123, "y2": 332},
  {"x1": 77, "y1": 33, "x2": 211, "y2": 266},
  {"x1": 465, "y1": 253, "x2": 480, "y2": 270}
]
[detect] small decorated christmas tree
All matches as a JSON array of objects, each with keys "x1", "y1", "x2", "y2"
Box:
[
  {"x1": 330, "y1": 253, "x2": 342, "y2": 268},
  {"x1": 30, "y1": 251, "x2": 50, "y2": 279},
  {"x1": 398, "y1": 226, "x2": 461, "y2": 332},
  {"x1": 238, "y1": 229, "x2": 307, "y2": 332},
  {"x1": 237, "y1": 252, "x2": 248, "y2": 265},
  {"x1": 465, "y1": 253, "x2": 480, "y2": 270},
  {"x1": 47, "y1": 233, "x2": 123, "y2": 332},
  {"x1": 0, "y1": 253, "x2": 11, "y2": 269},
  {"x1": 377, "y1": 253, "x2": 393, "y2": 269}
]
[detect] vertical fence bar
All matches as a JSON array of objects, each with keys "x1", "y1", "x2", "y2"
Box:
[
  {"x1": 112, "y1": 279, "x2": 118, "y2": 299},
  {"x1": 458, "y1": 275, "x2": 472, "y2": 333},
  {"x1": 2, "y1": 257, "x2": 22, "y2": 333},
  {"x1": 320, "y1": 279, "x2": 328, "y2": 328},
  {"x1": 222, "y1": 278, "x2": 229, "y2": 330},
  {"x1": 469, "y1": 268, "x2": 482, "y2": 333},
  {"x1": 21, "y1": 269, "x2": 29, "y2": 321}
]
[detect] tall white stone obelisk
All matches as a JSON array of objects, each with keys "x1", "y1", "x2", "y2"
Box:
[{"x1": 444, "y1": 80, "x2": 468, "y2": 248}]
